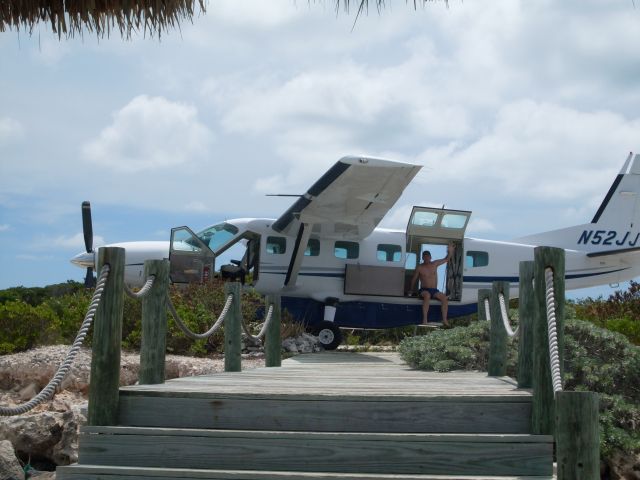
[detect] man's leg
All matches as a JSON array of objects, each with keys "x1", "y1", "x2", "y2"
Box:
[
  {"x1": 420, "y1": 291, "x2": 432, "y2": 324},
  {"x1": 435, "y1": 292, "x2": 449, "y2": 326}
]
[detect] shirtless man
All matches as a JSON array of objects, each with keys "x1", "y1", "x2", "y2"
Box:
[{"x1": 409, "y1": 243, "x2": 454, "y2": 326}]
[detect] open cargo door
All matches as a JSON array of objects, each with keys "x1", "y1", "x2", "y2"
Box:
[{"x1": 405, "y1": 207, "x2": 471, "y2": 301}]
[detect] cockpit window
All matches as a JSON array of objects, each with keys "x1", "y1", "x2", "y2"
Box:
[{"x1": 197, "y1": 223, "x2": 240, "y2": 252}]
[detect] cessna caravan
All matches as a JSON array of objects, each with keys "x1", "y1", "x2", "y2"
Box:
[{"x1": 72, "y1": 153, "x2": 640, "y2": 349}]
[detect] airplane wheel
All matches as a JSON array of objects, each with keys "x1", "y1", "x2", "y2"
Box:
[{"x1": 314, "y1": 321, "x2": 342, "y2": 350}]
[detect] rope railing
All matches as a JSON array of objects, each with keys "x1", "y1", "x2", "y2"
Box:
[
  {"x1": 241, "y1": 304, "x2": 274, "y2": 344},
  {"x1": 544, "y1": 267, "x2": 563, "y2": 394},
  {"x1": 483, "y1": 297, "x2": 491, "y2": 321},
  {"x1": 0, "y1": 264, "x2": 111, "y2": 416},
  {"x1": 124, "y1": 275, "x2": 155, "y2": 299},
  {"x1": 167, "y1": 293, "x2": 234, "y2": 340},
  {"x1": 498, "y1": 292, "x2": 519, "y2": 338}
]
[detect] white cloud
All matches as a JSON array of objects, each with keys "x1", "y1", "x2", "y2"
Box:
[
  {"x1": 82, "y1": 95, "x2": 214, "y2": 173},
  {"x1": 30, "y1": 37, "x2": 71, "y2": 66},
  {"x1": 208, "y1": 0, "x2": 300, "y2": 28},
  {"x1": 418, "y1": 100, "x2": 640, "y2": 202},
  {"x1": 0, "y1": 117, "x2": 24, "y2": 144},
  {"x1": 0, "y1": 224, "x2": 10, "y2": 232},
  {"x1": 32, "y1": 233, "x2": 107, "y2": 251},
  {"x1": 467, "y1": 218, "x2": 496, "y2": 235}
]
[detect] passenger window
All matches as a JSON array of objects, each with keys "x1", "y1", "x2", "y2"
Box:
[
  {"x1": 466, "y1": 251, "x2": 489, "y2": 268},
  {"x1": 305, "y1": 238, "x2": 320, "y2": 256},
  {"x1": 266, "y1": 237, "x2": 286, "y2": 254},
  {"x1": 334, "y1": 241, "x2": 359, "y2": 259},
  {"x1": 377, "y1": 244, "x2": 401, "y2": 262}
]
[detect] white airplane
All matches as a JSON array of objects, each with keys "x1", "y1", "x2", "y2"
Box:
[{"x1": 72, "y1": 153, "x2": 640, "y2": 349}]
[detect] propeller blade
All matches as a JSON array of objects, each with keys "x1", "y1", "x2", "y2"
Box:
[
  {"x1": 84, "y1": 267, "x2": 96, "y2": 288},
  {"x1": 81, "y1": 201, "x2": 93, "y2": 253}
]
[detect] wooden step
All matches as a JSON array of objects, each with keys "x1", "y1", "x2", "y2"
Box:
[
  {"x1": 77, "y1": 426, "x2": 553, "y2": 477},
  {"x1": 57, "y1": 464, "x2": 555, "y2": 480},
  {"x1": 118, "y1": 392, "x2": 532, "y2": 434}
]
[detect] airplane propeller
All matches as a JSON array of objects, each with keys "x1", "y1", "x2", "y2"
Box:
[{"x1": 81, "y1": 201, "x2": 96, "y2": 288}]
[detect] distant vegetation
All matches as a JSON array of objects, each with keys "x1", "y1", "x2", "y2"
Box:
[{"x1": 0, "y1": 278, "x2": 267, "y2": 356}]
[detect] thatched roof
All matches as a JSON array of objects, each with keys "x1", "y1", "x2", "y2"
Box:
[
  {"x1": 0, "y1": 0, "x2": 206, "y2": 39},
  {"x1": 0, "y1": 1, "x2": 444, "y2": 40}
]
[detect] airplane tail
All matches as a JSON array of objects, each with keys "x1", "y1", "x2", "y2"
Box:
[{"x1": 513, "y1": 152, "x2": 640, "y2": 253}]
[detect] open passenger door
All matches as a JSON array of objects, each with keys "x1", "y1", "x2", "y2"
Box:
[
  {"x1": 169, "y1": 226, "x2": 215, "y2": 284},
  {"x1": 405, "y1": 207, "x2": 471, "y2": 301}
]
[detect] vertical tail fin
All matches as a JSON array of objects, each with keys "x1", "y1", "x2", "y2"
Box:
[
  {"x1": 513, "y1": 152, "x2": 640, "y2": 251},
  {"x1": 590, "y1": 152, "x2": 639, "y2": 228}
]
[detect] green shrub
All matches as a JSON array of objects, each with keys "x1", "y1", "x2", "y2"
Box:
[
  {"x1": 573, "y1": 281, "x2": 640, "y2": 345},
  {"x1": 398, "y1": 322, "x2": 494, "y2": 372},
  {"x1": 564, "y1": 320, "x2": 640, "y2": 402},
  {"x1": 0, "y1": 300, "x2": 59, "y2": 353},
  {"x1": 605, "y1": 317, "x2": 640, "y2": 345}
]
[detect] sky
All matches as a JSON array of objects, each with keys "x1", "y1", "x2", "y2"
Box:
[{"x1": 1, "y1": 0, "x2": 639, "y2": 300}]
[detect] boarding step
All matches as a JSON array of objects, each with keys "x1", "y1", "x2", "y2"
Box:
[
  {"x1": 73, "y1": 426, "x2": 553, "y2": 477},
  {"x1": 118, "y1": 392, "x2": 533, "y2": 434},
  {"x1": 56, "y1": 464, "x2": 555, "y2": 480}
]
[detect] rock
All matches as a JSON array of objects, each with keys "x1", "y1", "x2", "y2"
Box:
[
  {"x1": 607, "y1": 450, "x2": 640, "y2": 480},
  {"x1": 282, "y1": 334, "x2": 320, "y2": 354},
  {"x1": 0, "y1": 440, "x2": 23, "y2": 480},
  {"x1": 0, "y1": 345, "x2": 265, "y2": 472},
  {"x1": 282, "y1": 338, "x2": 298, "y2": 353},
  {"x1": 18, "y1": 384, "x2": 38, "y2": 403},
  {"x1": 0, "y1": 412, "x2": 65, "y2": 465}
]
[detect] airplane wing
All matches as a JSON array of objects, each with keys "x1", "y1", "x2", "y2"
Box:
[
  {"x1": 272, "y1": 156, "x2": 422, "y2": 240},
  {"x1": 272, "y1": 156, "x2": 422, "y2": 288}
]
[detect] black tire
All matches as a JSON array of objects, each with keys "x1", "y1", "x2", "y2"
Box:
[{"x1": 313, "y1": 321, "x2": 343, "y2": 350}]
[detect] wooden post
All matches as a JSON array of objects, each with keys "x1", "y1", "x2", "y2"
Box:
[
  {"x1": 556, "y1": 391, "x2": 600, "y2": 480},
  {"x1": 517, "y1": 261, "x2": 535, "y2": 388},
  {"x1": 139, "y1": 260, "x2": 170, "y2": 385},
  {"x1": 488, "y1": 281, "x2": 509, "y2": 377},
  {"x1": 264, "y1": 295, "x2": 282, "y2": 367},
  {"x1": 532, "y1": 246, "x2": 565, "y2": 435},
  {"x1": 224, "y1": 282, "x2": 242, "y2": 372},
  {"x1": 477, "y1": 289, "x2": 492, "y2": 321},
  {"x1": 88, "y1": 247, "x2": 125, "y2": 426}
]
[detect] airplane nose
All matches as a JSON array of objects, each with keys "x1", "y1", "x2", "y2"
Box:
[{"x1": 71, "y1": 251, "x2": 95, "y2": 268}]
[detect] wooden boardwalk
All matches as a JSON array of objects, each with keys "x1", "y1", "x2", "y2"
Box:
[
  {"x1": 58, "y1": 351, "x2": 554, "y2": 480},
  {"x1": 121, "y1": 351, "x2": 526, "y2": 397}
]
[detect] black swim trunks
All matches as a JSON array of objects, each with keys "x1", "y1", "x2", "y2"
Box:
[{"x1": 419, "y1": 287, "x2": 440, "y2": 297}]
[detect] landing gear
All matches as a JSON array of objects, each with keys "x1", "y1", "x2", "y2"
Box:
[{"x1": 313, "y1": 321, "x2": 343, "y2": 350}]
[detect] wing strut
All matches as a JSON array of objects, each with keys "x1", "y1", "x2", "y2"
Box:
[{"x1": 284, "y1": 222, "x2": 312, "y2": 288}]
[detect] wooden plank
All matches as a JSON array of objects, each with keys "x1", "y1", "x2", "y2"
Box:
[
  {"x1": 264, "y1": 295, "x2": 281, "y2": 368},
  {"x1": 139, "y1": 259, "x2": 170, "y2": 385},
  {"x1": 556, "y1": 391, "x2": 599, "y2": 480},
  {"x1": 517, "y1": 261, "x2": 534, "y2": 389},
  {"x1": 57, "y1": 464, "x2": 555, "y2": 480},
  {"x1": 488, "y1": 281, "x2": 509, "y2": 377},
  {"x1": 224, "y1": 282, "x2": 242, "y2": 372},
  {"x1": 119, "y1": 352, "x2": 530, "y2": 400},
  {"x1": 532, "y1": 247, "x2": 565, "y2": 436},
  {"x1": 88, "y1": 247, "x2": 125, "y2": 426},
  {"x1": 118, "y1": 396, "x2": 532, "y2": 433},
  {"x1": 78, "y1": 428, "x2": 553, "y2": 477}
]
